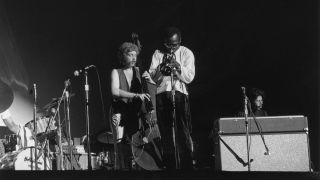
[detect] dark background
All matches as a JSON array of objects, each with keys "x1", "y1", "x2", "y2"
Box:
[{"x1": 1, "y1": 0, "x2": 318, "y2": 170}]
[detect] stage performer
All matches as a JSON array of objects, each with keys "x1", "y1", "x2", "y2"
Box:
[
  {"x1": 143, "y1": 27, "x2": 195, "y2": 169},
  {"x1": 110, "y1": 42, "x2": 150, "y2": 170}
]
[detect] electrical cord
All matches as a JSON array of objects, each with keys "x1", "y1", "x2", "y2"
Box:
[
  {"x1": 93, "y1": 66, "x2": 108, "y2": 129},
  {"x1": 247, "y1": 101, "x2": 270, "y2": 155}
]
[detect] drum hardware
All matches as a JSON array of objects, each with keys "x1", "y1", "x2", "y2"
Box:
[
  {"x1": 94, "y1": 130, "x2": 115, "y2": 170},
  {"x1": 103, "y1": 151, "x2": 111, "y2": 164},
  {"x1": 64, "y1": 89, "x2": 77, "y2": 170},
  {"x1": 3, "y1": 134, "x2": 18, "y2": 153},
  {"x1": 0, "y1": 139, "x2": 5, "y2": 158},
  {"x1": 25, "y1": 117, "x2": 57, "y2": 141},
  {"x1": 97, "y1": 131, "x2": 114, "y2": 144},
  {"x1": 23, "y1": 156, "x2": 43, "y2": 166},
  {"x1": 97, "y1": 152, "x2": 104, "y2": 167},
  {"x1": 40, "y1": 79, "x2": 75, "y2": 170},
  {"x1": 0, "y1": 147, "x2": 51, "y2": 170},
  {"x1": 42, "y1": 93, "x2": 75, "y2": 112},
  {"x1": 62, "y1": 145, "x2": 84, "y2": 155},
  {"x1": 0, "y1": 150, "x2": 20, "y2": 169},
  {"x1": 16, "y1": 147, "x2": 52, "y2": 170},
  {"x1": 36, "y1": 130, "x2": 57, "y2": 143},
  {"x1": 77, "y1": 152, "x2": 100, "y2": 170},
  {"x1": 31, "y1": 83, "x2": 55, "y2": 170},
  {"x1": 31, "y1": 83, "x2": 40, "y2": 170},
  {"x1": 97, "y1": 151, "x2": 113, "y2": 169}
]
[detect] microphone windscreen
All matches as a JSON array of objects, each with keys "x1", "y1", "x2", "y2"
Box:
[{"x1": 74, "y1": 70, "x2": 80, "y2": 77}]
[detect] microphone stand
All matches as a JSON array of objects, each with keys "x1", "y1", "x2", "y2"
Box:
[
  {"x1": 33, "y1": 83, "x2": 38, "y2": 170},
  {"x1": 242, "y1": 87, "x2": 251, "y2": 171},
  {"x1": 84, "y1": 71, "x2": 92, "y2": 170},
  {"x1": 49, "y1": 80, "x2": 70, "y2": 170},
  {"x1": 57, "y1": 109, "x2": 63, "y2": 170},
  {"x1": 170, "y1": 68, "x2": 180, "y2": 169},
  {"x1": 65, "y1": 90, "x2": 73, "y2": 170}
]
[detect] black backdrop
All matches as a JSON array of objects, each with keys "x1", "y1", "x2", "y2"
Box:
[{"x1": 1, "y1": 0, "x2": 319, "y2": 170}]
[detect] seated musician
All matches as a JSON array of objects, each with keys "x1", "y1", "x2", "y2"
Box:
[
  {"x1": 238, "y1": 88, "x2": 268, "y2": 117},
  {"x1": 0, "y1": 110, "x2": 14, "y2": 157},
  {"x1": 110, "y1": 42, "x2": 150, "y2": 170},
  {"x1": 1, "y1": 109, "x2": 35, "y2": 149}
]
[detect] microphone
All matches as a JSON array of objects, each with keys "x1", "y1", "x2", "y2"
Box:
[
  {"x1": 241, "y1": 86, "x2": 246, "y2": 94},
  {"x1": 64, "y1": 79, "x2": 71, "y2": 87},
  {"x1": 28, "y1": 84, "x2": 38, "y2": 95},
  {"x1": 73, "y1": 65, "x2": 95, "y2": 76},
  {"x1": 241, "y1": 86, "x2": 249, "y2": 100},
  {"x1": 33, "y1": 83, "x2": 37, "y2": 99},
  {"x1": 241, "y1": 86, "x2": 249, "y2": 117}
]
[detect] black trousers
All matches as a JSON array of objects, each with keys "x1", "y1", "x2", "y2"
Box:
[{"x1": 156, "y1": 91, "x2": 193, "y2": 169}]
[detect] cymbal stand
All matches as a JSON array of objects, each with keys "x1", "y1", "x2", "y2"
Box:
[
  {"x1": 49, "y1": 80, "x2": 70, "y2": 170},
  {"x1": 45, "y1": 138, "x2": 50, "y2": 170},
  {"x1": 32, "y1": 83, "x2": 39, "y2": 170},
  {"x1": 37, "y1": 137, "x2": 51, "y2": 170},
  {"x1": 44, "y1": 138, "x2": 51, "y2": 170},
  {"x1": 57, "y1": 108, "x2": 63, "y2": 170},
  {"x1": 65, "y1": 90, "x2": 74, "y2": 170}
]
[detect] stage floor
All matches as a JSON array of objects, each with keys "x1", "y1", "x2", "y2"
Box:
[{"x1": 0, "y1": 169, "x2": 319, "y2": 180}]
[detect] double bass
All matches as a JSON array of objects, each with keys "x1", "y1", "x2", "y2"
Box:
[{"x1": 130, "y1": 33, "x2": 163, "y2": 170}]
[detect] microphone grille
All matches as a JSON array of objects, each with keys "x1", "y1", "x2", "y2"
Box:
[{"x1": 74, "y1": 70, "x2": 80, "y2": 77}]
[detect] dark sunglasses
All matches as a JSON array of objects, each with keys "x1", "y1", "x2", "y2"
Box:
[{"x1": 164, "y1": 42, "x2": 181, "y2": 48}]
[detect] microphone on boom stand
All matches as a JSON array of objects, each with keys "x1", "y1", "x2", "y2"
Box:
[
  {"x1": 73, "y1": 65, "x2": 95, "y2": 77},
  {"x1": 241, "y1": 86, "x2": 251, "y2": 171}
]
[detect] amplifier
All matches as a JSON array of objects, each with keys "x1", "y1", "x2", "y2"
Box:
[
  {"x1": 216, "y1": 115, "x2": 308, "y2": 134},
  {"x1": 214, "y1": 115, "x2": 311, "y2": 171}
]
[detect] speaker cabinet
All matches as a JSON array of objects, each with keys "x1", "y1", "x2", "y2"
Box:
[{"x1": 214, "y1": 116, "x2": 311, "y2": 171}]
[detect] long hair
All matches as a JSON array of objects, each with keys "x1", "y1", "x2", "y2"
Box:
[
  {"x1": 250, "y1": 88, "x2": 266, "y2": 101},
  {"x1": 249, "y1": 88, "x2": 266, "y2": 111},
  {"x1": 117, "y1": 42, "x2": 139, "y2": 67}
]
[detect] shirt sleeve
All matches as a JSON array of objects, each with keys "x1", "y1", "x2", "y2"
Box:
[
  {"x1": 149, "y1": 50, "x2": 164, "y2": 84},
  {"x1": 0, "y1": 109, "x2": 11, "y2": 120},
  {"x1": 179, "y1": 48, "x2": 195, "y2": 84}
]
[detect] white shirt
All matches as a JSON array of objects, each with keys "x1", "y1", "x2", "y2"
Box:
[
  {"x1": 0, "y1": 109, "x2": 34, "y2": 148},
  {"x1": 149, "y1": 46, "x2": 195, "y2": 95},
  {"x1": 0, "y1": 109, "x2": 11, "y2": 120}
]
